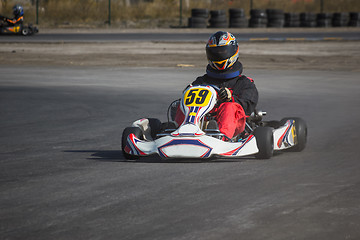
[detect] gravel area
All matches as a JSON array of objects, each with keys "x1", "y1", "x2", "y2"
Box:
[
  {"x1": 1, "y1": 40, "x2": 359, "y2": 71},
  {"x1": 1, "y1": 28, "x2": 359, "y2": 71}
]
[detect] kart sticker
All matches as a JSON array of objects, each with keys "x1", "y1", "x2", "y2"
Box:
[{"x1": 183, "y1": 88, "x2": 211, "y2": 107}]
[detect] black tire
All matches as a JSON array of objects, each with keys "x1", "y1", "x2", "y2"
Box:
[
  {"x1": 229, "y1": 18, "x2": 248, "y2": 28},
  {"x1": 189, "y1": 17, "x2": 207, "y2": 24},
  {"x1": 263, "y1": 120, "x2": 282, "y2": 128},
  {"x1": 121, "y1": 127, "x2": 143, "y2": 160},
  {"x1": 249, "y1": 17, "x2": 267, "y2": 28},
  {"x1": 209, "y1": 10, "x2": 227, "y2": 28},
  {"x1": 250, "y1": 9, "x2": 267, "y2": 19},
  {"x1": 249, "y1": 18, "x2": 268, "y2": 25},
  {"x1": 31, "y1": 26, "x2": 39, "y2": 34},
  {"x1": 285, "y1": 13, "x2": 300, "y2": 21},
  {"x1": 209, "y1": 19, "x2": 228, "y2": 28},
  {"x1": 209, "y1": 15, "x2": 227, "y2": 21},
  {"x1": 332, "y1": 20, "x2": 348, "y2": 27},
  {"x1": 188, "y1": 17, "x2": 207, "y2": 28},
  {"x1": 285, "y1": 21, "x2": 300, "y2": 27},
  {"x1": 349, "y1": 20, "x2": 360, "y2": 27},
  {"x1": 350, "y1": 12, "x2": 360, "y2": 21},
  {"x1": 317, "y1": 19, "x2": 332, "y2": 27},
  {"x1": 254, "y1": 127, "x2": 274, "y2": 159},
  {"x1": 148, "y1": 118, "x2": 162, "y2": 139},
  {"x1": 332, "y1": 12, "x2": 349, "y2": 27},
  {"x1": 21, "y1": 27, "x2": 29, "y2": 36},
  {"x1": 267, "y1": 19, "x2": 285, "y2": 28},
  {"x1": 268, "y1": 15, "x2": 285, "y2": 21},
  {"x1": 280, "y1": 117, "x2": 307, "y2": 152},
  {"x1": 300, "y1": 21, "x2": 317, "y2": 27},
  {"x1": 267, "y1": 9, "x2": 285, "y2": 22},
  {"x1": 300, "y1": 13, "x2": 316, "y2": 22},
  {"x1": 230, "y1": 17, "x2": 247, "y2": 24},
  {"x1": 229, "y1": 8, "x2": 245, "y2": 18},
  {"x1": 210, "y1": 10, "x2": 226, "y2": 18},
  {"x1": 333, "y1": 12, "x2": 349, "y2": 20},
  {"x1": 191, "y1": 8, "x2": 209, "y2": 18},
  {"x1": 317, "y1": 13, "x2": 333, "y2": 20}
]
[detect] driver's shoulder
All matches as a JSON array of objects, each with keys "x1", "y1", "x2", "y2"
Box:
[{"x1": 192, "y1": 74, "x2": 223, "y2": 86}]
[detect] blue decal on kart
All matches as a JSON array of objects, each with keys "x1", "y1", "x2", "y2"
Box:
[
  {"x1": 186, "y1": 106, "x2": 199, "y2": 124},
  {"x1": 278, "y1": 120, "x2": 294, "y2": 148},
  {"x1": 158, "y1": 139, "x2": 213, "y2": 158},
  {"x1": 127, "y1": 136, "x2": 138, "y2": 155},
  {"x1": 232, "y1": 135, "x2": 254, "y2": 155}
]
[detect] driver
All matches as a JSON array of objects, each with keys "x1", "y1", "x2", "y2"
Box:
[
  {"x1": 1, "y1": 4, "x2": 24, "y2": 33},
  {"x1": 175, "y1": 31, "x2": 259, "y2": 139}
]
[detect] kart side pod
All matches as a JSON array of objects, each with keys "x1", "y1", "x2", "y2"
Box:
[{"x1": 122, "y1": 118, "x2": 305, "y2": 160}]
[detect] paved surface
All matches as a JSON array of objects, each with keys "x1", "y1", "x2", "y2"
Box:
[
  {"x1": 1, "y1": 29, "x2": 360, "y2": 43},
  {"x1": 1, "y1": 66, "x2": 360, "y2": 239}
]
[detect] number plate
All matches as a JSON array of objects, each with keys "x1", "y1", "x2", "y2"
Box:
[{"x1": 183, "y1": 88, "x2": 212, "y2": 107}]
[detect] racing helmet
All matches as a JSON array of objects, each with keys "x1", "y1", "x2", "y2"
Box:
[
  {"x1": 206, "y1": 31, "x2": 239, "y2": 71},
  {"x1": 13, "y1": 5, "x2": 24, "y2": 17}
]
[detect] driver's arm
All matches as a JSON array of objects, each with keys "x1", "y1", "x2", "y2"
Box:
[{"x1": 231, "y1": 76, "x2": 259, "y2": 116}]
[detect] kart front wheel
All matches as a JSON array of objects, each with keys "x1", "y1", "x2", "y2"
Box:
[
  {"x1": 254, "y1": 126, "x2": 274, "y2": 159},
  {"x1": 121, "y1": 127, "x2": 143, "y2": 160},
  {"x1": 280, "y1": 117, "x2": 307, "y2": 152},
  {"x1": 148, "y1": 118, "x2": 162, "y2": 139}
]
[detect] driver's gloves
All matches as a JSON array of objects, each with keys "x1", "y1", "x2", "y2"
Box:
[{"x1": 219, "y1": 87, "x2": 232, "y2": 102}]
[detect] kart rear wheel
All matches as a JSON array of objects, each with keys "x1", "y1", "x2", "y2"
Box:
[
  {"x1": 254, "y1": 126, "x2": 274, "y2": 159},
  {"x1": 21, "y1": 27, "x2": 29, "y2": 36},
  {"x1": 280, "y1": 117, "x2": 307, "y2": 152},
  {"x1": 121, "y1": 127, "x2": 143, "y2": 160}
]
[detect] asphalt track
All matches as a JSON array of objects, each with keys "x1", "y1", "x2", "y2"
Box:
[
  {"x1": 1, "y1": 65, "x2": 360, "y2": 239},
  {"x1": 1, "y1": 30, "x2": 360, "y2": 42}
]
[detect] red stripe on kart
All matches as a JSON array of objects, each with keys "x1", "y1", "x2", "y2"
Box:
[
  {"x1": 129, "y1": 134, "x2": 147, "y2": 156},
  {"x1": 221, "y1": 135, "x2": 254, "y2": 156},
  {"x1": 277, "y1": 122, "x2": 291, "y2": 148}
]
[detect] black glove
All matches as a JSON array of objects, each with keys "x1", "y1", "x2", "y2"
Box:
[{"x1": 219, "y1": 87, "x2": 232, "y2": 101}]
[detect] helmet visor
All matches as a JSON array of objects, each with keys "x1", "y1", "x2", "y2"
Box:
[{"x1": 206, "y1": 44, "x2": 238, "y2": 61}]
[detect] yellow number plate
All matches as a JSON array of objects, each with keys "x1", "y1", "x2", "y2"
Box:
[{"x1": 183, "y1": 88, "x2": 211, "y2": 107}]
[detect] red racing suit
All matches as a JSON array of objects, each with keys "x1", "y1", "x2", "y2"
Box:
[{"x1": 175, "y1": 61, "x2": 258, "y2": 138}]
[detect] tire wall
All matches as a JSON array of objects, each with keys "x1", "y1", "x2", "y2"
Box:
[
  {"x1": 209, "y1": 10, "x2": 228, "y2": 28},
  {"x1": 229, "y1": 8, "x2": 248, "y2": 28},
  {"x1": 188, "y1": 8, "x2": 209, "y2": 28},
  {"x1": 188, "y1": 8, "x2": 360, "y2": 28}
]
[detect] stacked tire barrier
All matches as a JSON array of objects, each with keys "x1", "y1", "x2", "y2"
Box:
[
  {"x1": 249, "y1": 9, "x2": 267, "y2": 28},
  {"x1": 285, "y1": 13, "x2": 300, "y2": 27},
  {"x1": 188, "y1": 8, "x2": 360, "y2": 28},
  {"x1": 332, "y1": 12, "x2": 349, "y2": 27},
  {"x1": 266, "y1": 9, "x2": 285, "y2": 28},
  {"x1": 317, "y1": 13, "x2": 332, "y2": 27},
  {"x1": 229, "y1": 8, "x2": 248, "y2": 28},
  {"x1": 188, "y1": 8, "x2": 208, "y2": 28},
  {"x1": 300, "y1": 13, "x2": 317, "y2": 27},
  {"x1": 349, "y1": 12, "x2": 360, "y2": 27},
  {"x1": 209, "y1": 10, "x2": 227, "y2": 28}
]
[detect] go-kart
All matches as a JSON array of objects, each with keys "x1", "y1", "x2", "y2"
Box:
[
  {"x1": 0, "y1": 16, "x2": 38, "y2": 36},
  {"x1": 122, "y1": 85, "x2": 307, "y2": 160}
]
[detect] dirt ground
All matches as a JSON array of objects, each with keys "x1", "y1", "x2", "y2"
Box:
[{"x1": 0, "y1": 38, "x2": 359, "y2": 71}]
